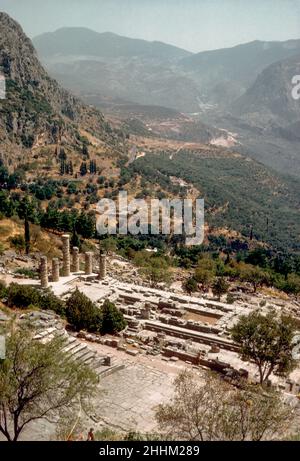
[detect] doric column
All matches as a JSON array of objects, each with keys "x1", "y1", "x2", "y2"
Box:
[
  {"x1": 52, "y1": 258, "x2": 60, "y2": 282},
  {"x1": 85, "y1": 252, "x2": 93, "y2": 275},
  {"x1": 99, "y1": 254, "x2": 107, "y2": 280},
  {"x1": 40, "y1": 256, "x2": 48, "y2": 289},
  {"x1": 62, "y1": 234, "x2": 70, "y2": 277},
  {"x1": 72, "y1": 247, "x2": 80, "y2": 273}
]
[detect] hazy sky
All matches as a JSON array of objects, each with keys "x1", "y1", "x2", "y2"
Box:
[{"x1": 1, "y1": 0, "x2": 300, "y2": 52}]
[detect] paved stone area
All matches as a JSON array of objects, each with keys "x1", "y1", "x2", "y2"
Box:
[{"x1": 92, "y1": 363, "x2": 175, "y2": 433}]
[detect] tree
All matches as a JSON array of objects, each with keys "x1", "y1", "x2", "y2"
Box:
[
  {"x1": 75, "y1": 212, "x2": 95, "y2": 239},
  {"x1": 17, "y1": 196, "x2": 36, "y2": 255},
  {"x1": 7, "y1": 169, "x2": 25, "y2": 190},
  {"x1": 60, "y1": 159, "x2": 65, "y2": 175},
  {"x1": 212, "y1": 277, "x2": 229, "y2": 301},
  {"x1": 6, "y1": 284, "x2": 65, "y2": 315},
  {"x1": 239, "y1": 264, "x2": 269, "y2": 293},
  {"x1": 142, "y1": 264, "x2": 171, "y2": 287},
  {"x1": 100, "y1": 300, "x2": 127, "y2": 335},
  {"x1": 80, "y1": 162, "x2": 87, "y2": 176},
  {"x1": 0, "y1": 164, "x2": 9, "y2": 184},
  {"x1": 0, "y1": 191, "x2": 14, "y2": 217},
  {"x1": 155, "y1": 371, "x2": 291, "y2": 441},
  {"x1": 58, "y1": 148, "x2": 67, "y2": 162},
  {"x1": 89, "y1": 160, "x2": 97, "y2": 174},
  {"x1": 194, "y1": 257, "x2": 216, "y2": 289},
  {"x1": 283, "y1": 273, "x2": 300, "y2": 295},
  {"x1": 71, "y1": 227, "x2": 81, "y2": 249},
  {"x1": 82, "y1": 143, "x2": 89, "y2": 158},
  {"x1": 231, "y1": 312, "x2": 297, "y2": 384},
  {"x1": 66, "y1": 289, "x2": 102, "y2": 333},
  {"x1": 183, "y1": 277, "x2": 198, "y2": 295},
  {"x1": 136, "y1": 254, "x2": 171, "y2": 287},
  {"x1": 69, "y1": 160, "x2": 74, "y2": 176},
  {"x1": 0, "y1": 326, "x2": 97, "y2": 441}
]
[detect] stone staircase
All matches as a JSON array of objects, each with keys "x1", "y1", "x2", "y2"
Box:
[{"x1": 21, "y1": 311, "x2": 125, "y2": 379}]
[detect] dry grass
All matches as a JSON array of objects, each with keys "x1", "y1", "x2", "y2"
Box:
[
  {"x1": 0, "y1": 218, "x2": 62, "y2": 258},
  {"x1": 260, "y1": 286, "x2": 290, "y2": 301}
]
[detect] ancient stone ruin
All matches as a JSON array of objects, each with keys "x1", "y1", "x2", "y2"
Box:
[
  {"x1": 39, "y1": 235, "x2": 107, "y2": 287},
  {"x1": 62, "y1": 234, "x2": 71, "y2": 277}
]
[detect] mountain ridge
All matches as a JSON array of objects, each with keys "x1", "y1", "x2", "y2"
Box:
[
  {"x1": 33, "y1": 28, "x2": 300, "y2": 112},
  {"x1": 33, "y1": 27, "x2": 192, "y2": 60}
]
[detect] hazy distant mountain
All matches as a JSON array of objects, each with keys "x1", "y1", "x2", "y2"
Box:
[
  {"x1": 34, "y1": 30, "x2": 300, "y2": 112},
  {"x1": 33, "y1": 28, "x2": 201, "y2": 112},
  {"x1": 34, "y1": 28, "x2": 192, "y2": 60},
  {"x1": 180, "y1": 40, "x2": 300, "y2": 106},
  {"x1": 231, "y1": 54, "x2": 300, "y2": 126}
]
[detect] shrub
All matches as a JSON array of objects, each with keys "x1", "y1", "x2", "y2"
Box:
[
  {"x1": 100, "y1": 300, "x2": 127, "y2": 335},
  {"x1": 39, "y1": 291, "x2": 66, "y2": 316},
  {"x1": 226, "y1": 293, "x2": 235, "y2": 304},
  {"x1": 183, "y1": 277, "x2": 198, "y2": 294},
  {"x1": 66, "y1": 289, "x2": 102, "y2": 332},
  {"x1": 7, "y1": 283, "x2": 40, "y2": 309},
  {"x1": 0, "y1": 281, "x2": 7, "y2": 298},
  {"x1": 212, "y1": 277, "x2": 229, "y2": 300},
  {"x1": 14, "y1": 268, "x2": 38, "y2": 279},
  {"x1": 282, "y1": 273, "x2": 300, "y2": 295}
]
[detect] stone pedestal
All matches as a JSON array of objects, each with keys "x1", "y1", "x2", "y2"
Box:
[
  {"x1": 104, "y1": 356, "x2": 111, "y2": 366},
  {"x1": 141, "y1": 302, "x2": 151, "y2": 319},
  {"x1": 52, "y1": 258, "x2": 60, "y2": 282},
  {"x1": 99, "y1": 254, "x2": 107, "y2": 280},
  {"x1": 40, "y1": 256, "x2": 48, "y2": 289},
  {"x1": 62, "y1": 234, "x2": 70, "y2": 277},
  {"x1": 85, "y1": 252, "x2": 93, "y2": 275},
  {"x1": 72, "y1": 247, "x2": 80, "y2": 273}
]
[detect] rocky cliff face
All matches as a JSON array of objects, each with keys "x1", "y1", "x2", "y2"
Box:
[{"x1": 0, "y1": 13, "x2": 123, "y2": 161}]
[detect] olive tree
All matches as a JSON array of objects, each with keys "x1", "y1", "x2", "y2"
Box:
[
  {"x1": 231, "y1": 311, "x2": 297, "y2": 384},
  {"x1": 0, "y1": 326, "x2": 98, "y2": 441},
  {"x1": 155, "y1": 371, "x2": 292, "y2": 441}
]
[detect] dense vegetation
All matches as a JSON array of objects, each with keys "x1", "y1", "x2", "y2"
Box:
[
  {"x1": 179, "y1": 250, "x2": 300, "y2": 295},
  {"x1": 1, "y1": 283, "x2": 126, "y2": 335},
  {"x1": 129, "y1": 151, "x2": 300, "y2": 253},
  {"x1": 99, "y1": 235, "x2": 300, "y2": 295}
]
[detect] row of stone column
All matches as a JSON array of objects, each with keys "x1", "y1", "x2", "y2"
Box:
[{"x1": 40, "y1": 234, "x2": 107, "y2": 288}]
